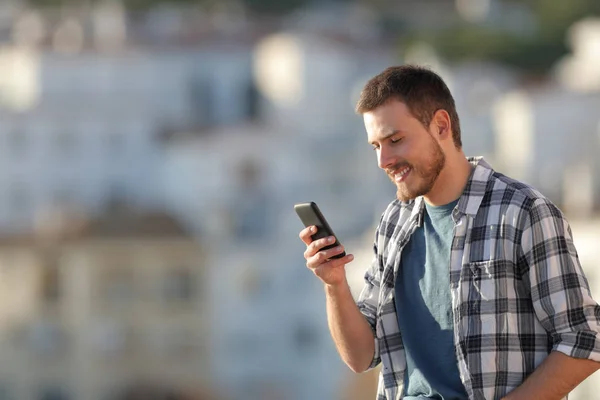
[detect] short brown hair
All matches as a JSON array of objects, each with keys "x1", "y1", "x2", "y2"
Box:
[{"x1": 355, "y1": 65, "x2": 462, "y2": 148}]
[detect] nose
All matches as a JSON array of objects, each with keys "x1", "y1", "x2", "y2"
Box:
[{"x1": 377, "y1": 145, "x2": 395, "y2": 170}]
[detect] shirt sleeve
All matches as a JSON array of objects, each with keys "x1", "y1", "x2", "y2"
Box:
[
  {"x1": 356, "y1": 223, "x2": 384, "y2": 370},
  {"x1": 521, "y1": 198, "x2": 600, "y2": 361}
]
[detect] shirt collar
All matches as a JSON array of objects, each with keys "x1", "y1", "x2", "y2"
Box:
[
  {"x1": 456, "y1": 156, "x2": 493, "y2": 217},
  {"x1": 406, "y1": 156, "x2": 493, "y2": 224}
]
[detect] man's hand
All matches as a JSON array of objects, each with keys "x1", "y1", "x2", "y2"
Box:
[{"x1": 299, "y1": 225, "x2": 354, "y2": 287}]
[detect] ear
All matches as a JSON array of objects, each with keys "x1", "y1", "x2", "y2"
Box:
[{"x1": 431, "y1": 109, "x2": 451, "y2": 140}]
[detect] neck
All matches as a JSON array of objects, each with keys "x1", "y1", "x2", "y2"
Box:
[{"x1": 423, "y1": 151, "x2": 472, "y2": 206}]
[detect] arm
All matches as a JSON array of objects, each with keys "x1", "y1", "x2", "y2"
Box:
[
  {"x1": 325, "y1": 230, "x2": 383, "y2": 373},
  {"x1": 513, "y1": 199, "x2": 600, "y2": 397},
  {"x1": 300, "y1": 224, "x2": 381, "y2": 373},
  {"x1": 326, "y1": 281, "x2": 376, "y2": 373},
  {"x1": 502, "y1": 351, "x2": 600, "y2": 400}
]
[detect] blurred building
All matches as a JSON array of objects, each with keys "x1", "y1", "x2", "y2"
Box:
[
  {"x1": 0, "y1": 2, "x2": 596, "y2": 400},
  {"x1": 444, "y1": 61, "x2": 520, "y2": 161},
  {"x1": 554, "y1": 17, "x2": 600, "y2": 93},
  {"x1": 161, "y1": 28, "x2": 397, "y2": 400},
  {"x1": 492, "y1": 84, "x2": 600, "y2": 216},
  {"x1": 0, "y1": 208, "x2": 211, "y2": 400},
  {"x1": 0, "y1": 43, "x2": 255, "y2": 235},
  {"x1": 164, "y1": 28, "x2": 397, "y2": 239}
]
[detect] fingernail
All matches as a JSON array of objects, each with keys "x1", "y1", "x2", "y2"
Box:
[
  {"x1": 310, "y1": 226, "x2": 316, "y2": 233},
  {"x1": 328, "y1": 237, "x2": 334, "y2": 243},
  {"x1": 348, "y1": 255, "x2": 354, "y2": 261}
]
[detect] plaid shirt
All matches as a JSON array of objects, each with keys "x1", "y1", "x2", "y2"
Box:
[{"x1": 357, "y1": 157, "x2": 600, "y2": 400}]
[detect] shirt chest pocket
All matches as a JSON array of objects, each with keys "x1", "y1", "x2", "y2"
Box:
[{"x1": 465, "y1": 259, "x2": 521, "y2": 316}]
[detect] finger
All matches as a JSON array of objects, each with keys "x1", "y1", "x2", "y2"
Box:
[
  {"x1": 304, "y1": 236, "x2": 332, "y2": 259},
  {"x1": 313, "y1": 238, "x2": 342, "y2": 260},
  {"x1": 310, "y1": 253, "x2": 354, "y2": 276},
  {"x1": 339, "y1": 253, "x2": 354, "y2": 265},
  {"x1": 326, "y1": 245, "x2": 346, "y2": 259},
  {"x1": 308, "y1": 236, "x2": 336, "y2": 255},
  {"x1": 306, "y1": 246, "x2": 349, "y2": 269},
  {"x1": 305, "y1": 250, "x2": 327, "y2": 269},
  {"x1": 319, "y1": 253, "x2": 355, "y2": 271},
  {"x1": 299, "y1": 226, "x2": 316, "y2": 244}
]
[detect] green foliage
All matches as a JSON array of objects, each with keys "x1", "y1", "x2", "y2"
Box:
[
  {"x1": 531, "y1": 0, "x2": 600, "y2": 37},
  {"x1": 241, "y1": 0, "x2": 310, "y2": 15},
  {"x1": 24, "y1": 0, "x2": 600, "y2": 73},
  {"x1": 27, "y1": 0, "x2": 314, "y2": 14},
  {"x1": 402, "y1": 0, "x2": 600, "y2": 74},
  {"x1": 403, "y1": 26, "x2": 567, "y2": 74}
]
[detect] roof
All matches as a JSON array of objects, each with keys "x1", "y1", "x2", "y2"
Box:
[
  {"x1": 0, "y1": 209, "x2": 194, "y2": 247},
  {"x1": 72, "y1": 211, "x2": 191, "y2": 239}
]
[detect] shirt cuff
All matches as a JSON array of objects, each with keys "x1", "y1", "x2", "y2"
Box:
[{"x1": 553, "y1": 331, "x2": 600, "y2": 362}]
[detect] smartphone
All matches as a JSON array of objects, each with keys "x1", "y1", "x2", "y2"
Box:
[{"x1": 294, "y1": 201, "x2": 346, "y2": 259}]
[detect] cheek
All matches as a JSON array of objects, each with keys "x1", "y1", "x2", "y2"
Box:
[
  {"x1": 403, "y1": 142, "x2": 423, "y2": 161},
  {"x1": 415, "y1": 138, "x2": 437, "y2": 159}
]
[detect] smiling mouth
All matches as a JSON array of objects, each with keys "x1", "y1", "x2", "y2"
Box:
[{"x1": 392, "y1": 166, "x2": 411, "y2": 183}]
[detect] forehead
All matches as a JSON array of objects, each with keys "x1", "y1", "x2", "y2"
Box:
[{"x1": 363, "y1": 100, "x2": 417, "y2": 139}]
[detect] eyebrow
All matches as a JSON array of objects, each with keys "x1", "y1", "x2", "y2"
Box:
[{"x1": 369, "y1": 129, "x2": 403, "y2": 145}]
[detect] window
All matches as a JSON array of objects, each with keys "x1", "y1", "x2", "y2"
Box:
[
  {"x1": 99, "y1": 268, "x2": 134, "y2": 306},
  {"x1": 163, "y1": 268, "x2": 194, "y2": 304},
  {"x1": 105, "y1": 182, "x2": 129, "y2": 211},
  {"x1": 232, "y1": 160, "x2": 269, "y2": 241},
  {"x1": 190, "y1": 76, "x2": 214, "y2": 126},
  {"x1": 245, "y1": 80, "x2": 261, "y2": 121},
  {"x1": 41, "y1": 260, "x2": 61, "y2": 305},
  {"x1": 28, "y1": 320, "x2": 69, "y2": 357},
  {"x1": 90, "y1": 321, "x2": 134, "y2": 358}
]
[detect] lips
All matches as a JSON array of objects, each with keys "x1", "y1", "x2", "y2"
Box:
[{"x1": 391, "y1": 166, "x2": 411, "y2": 183}]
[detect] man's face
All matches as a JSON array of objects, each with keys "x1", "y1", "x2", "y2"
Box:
[{"x1": 364, "y1": 99, "x2": 445, "y2": 202}]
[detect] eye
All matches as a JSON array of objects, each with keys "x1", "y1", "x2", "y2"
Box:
[
  {"x1": 371, "y1": 144, "x2": 380, "y2": 151},
  {"x1": 390, "y1": 136, "x2": 402, "y2": 144}
]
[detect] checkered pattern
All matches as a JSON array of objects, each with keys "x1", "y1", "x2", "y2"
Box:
[{"x1": 357, "y1": 157, "x2": 600, "y2": 400}]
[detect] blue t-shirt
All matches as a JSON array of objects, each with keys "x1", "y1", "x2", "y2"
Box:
[{"x1": 394, "y1": 198, "x2": 468, "y2": 400}]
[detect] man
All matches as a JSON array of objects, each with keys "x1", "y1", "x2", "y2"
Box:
[{"x1": 299, "y1": 65, "x2": 600, "y2": 400}]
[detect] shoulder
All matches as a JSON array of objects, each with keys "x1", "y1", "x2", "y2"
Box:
[
  {"x1": 374, "y1": 198, "x2": 419, "y2": 244},
  {"x1": 485, "y1": 170, "x2": 567, "y2": 227},
  {"x1": 379, "y1": 198, "x2": 416, "y2": 228},
  {"x1": 491, "y1": 171, "x2": 545, "y2": 204}
]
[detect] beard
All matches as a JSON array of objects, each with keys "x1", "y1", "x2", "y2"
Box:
[{"x1": 387, "y1": 136, "x2": 446, "y2": 202}]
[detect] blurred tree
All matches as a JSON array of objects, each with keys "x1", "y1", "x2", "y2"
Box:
[
  {"x1": 28, "y1": 0, "x2": 201, "y2": 10},
  {"x1": 25, "y1": 0, "x2": 600, "y2": 73},
  {"x1": 401, "y1": 0, "x2": 600, "y2": 74},
  {"x1": 404, "y1": 26, "x2": 566, "y2": 73},
  {"x1": 26, "y1": 0, "x2": 322, "y2": 14},
  {"x1": 27, "y1": 0, "x2": 66, "y2": 6},
  {"x1": 240, "y1": 0, "x2": 309, "y2": 15}
]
